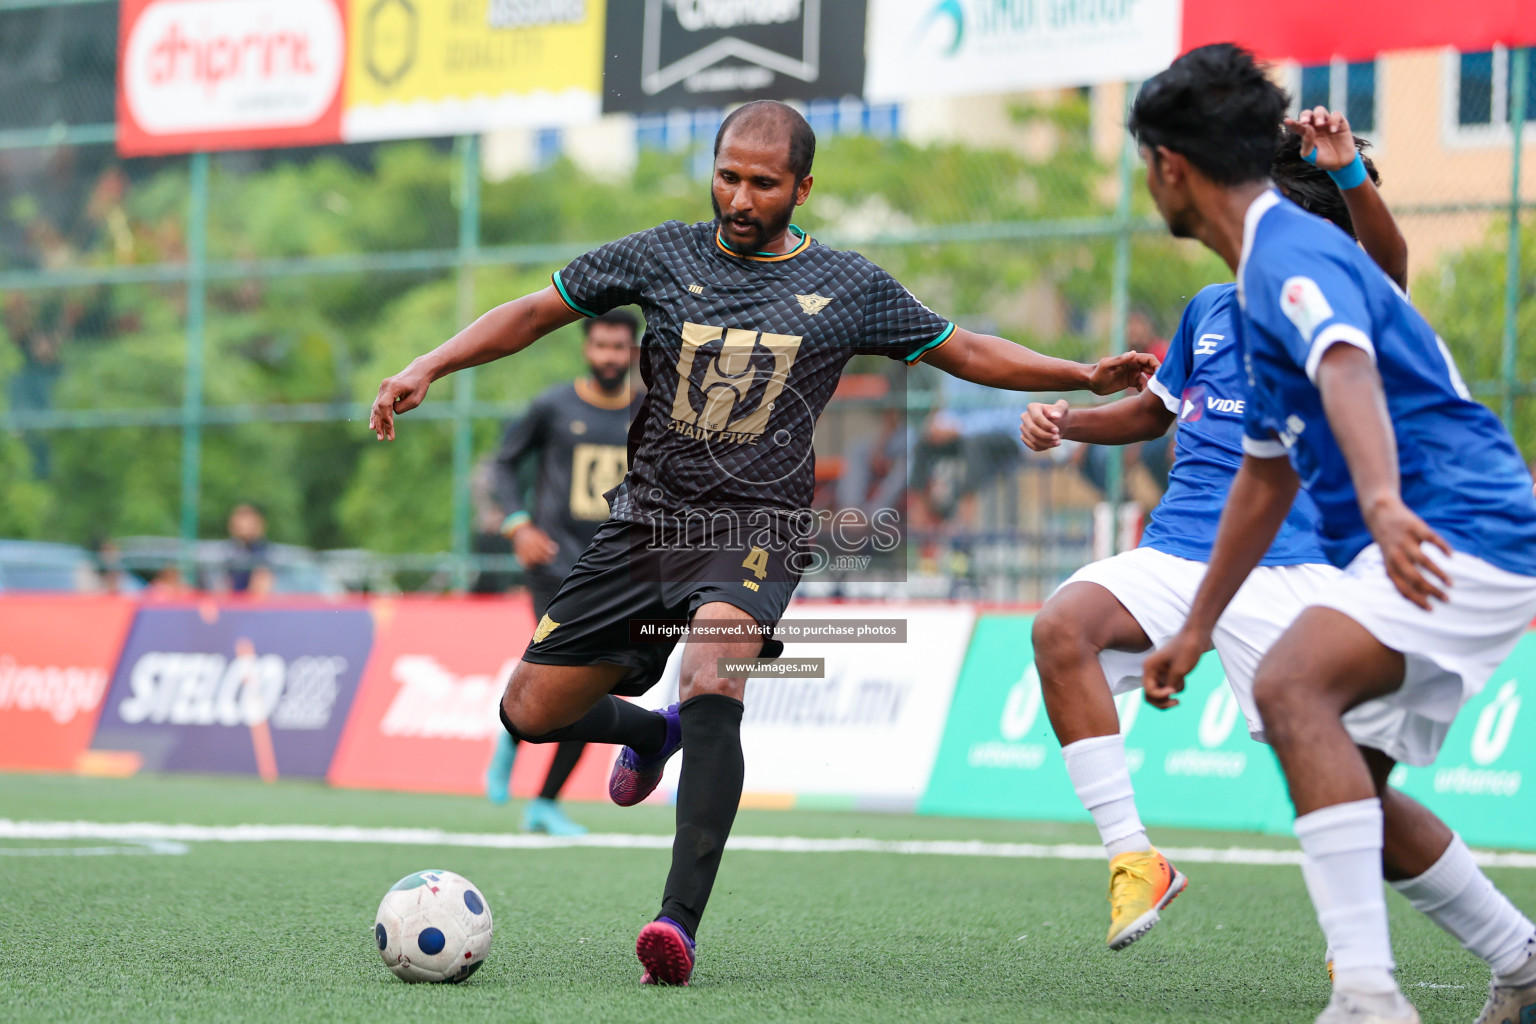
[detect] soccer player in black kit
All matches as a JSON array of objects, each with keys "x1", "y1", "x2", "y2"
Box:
[
  {"x1": 482, "y1": 310, "x2": 640, "y2": 836},
  {"x1": 370, "y1": 101, "x2": 1158, "y2": 986}
]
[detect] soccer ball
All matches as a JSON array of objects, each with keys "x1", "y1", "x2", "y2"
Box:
[{"x1": 374, "y1": 869, "x2": 493, "y2": 983}]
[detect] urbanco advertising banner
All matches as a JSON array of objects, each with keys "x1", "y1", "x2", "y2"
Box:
[
  {"x1": 0, "y1": 596, "x2": 138, "y2": 772},
  {"x1": 865, "y1": 0, "x2": 1182, "y2": 103},
  {"x1": 920, "y1": 613, "x2": 1294, "y2": 834},
  {"x1": 90, "y1": 605, "x2": 373, "y2": 778},
  {"x1": 632, "y1": 603, "x2": 976, "y2": 809},
  {"x1": 327, "y1": 597, "x2": 617, "y2": 800},
  {"x1": 602, "y1": 0, "x2": 868, "y2": 114},
  {"x1": 117, "y1": 0, "x2": 348, "y2": 156},
  {"x1": 1390, "y1": 633, "x2": 1536, "y2": 851},
  {"x1": 343, "y1": 0, "x2": 607, "y2": 141}
]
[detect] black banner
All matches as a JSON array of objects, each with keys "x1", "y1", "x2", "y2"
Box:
[{"x1": 603, "y1": 0, "x2": 867, "y2": 114}]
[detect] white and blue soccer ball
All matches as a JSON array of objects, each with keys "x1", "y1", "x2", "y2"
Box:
[{"x1": 374, "y1": 869, "x2": 493, "y2": 983}]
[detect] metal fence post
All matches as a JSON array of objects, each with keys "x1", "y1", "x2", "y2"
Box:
[
  {"x1": 450, "y1": 134, "x2": 482, "y2": 590},
  {"x1": 1104, "y1": 80, "x2": 1138, "y2": 553},
  {"x1": 179, "y1": 151, "x2": 210, "y2": 568},
  {"x1": 1504, "y1": 47, "x2": 1528, "y2": 427}
]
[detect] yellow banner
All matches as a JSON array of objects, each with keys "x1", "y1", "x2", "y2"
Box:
[{"x1": 344, "y1": 0, "x2": 604, "y2": 140}]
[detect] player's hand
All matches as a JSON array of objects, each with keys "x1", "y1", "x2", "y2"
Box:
[
  {"x1": 1020, "y1": 400, "x2": 1070, "y2": 451},
  {"x1": 1284, "y1": 107, "x2": 1357, "y2": 173},
  {"x1": 1087, "y1": 351, "x2": 1159, "y2": 396},
  {"x1": 1362, "y1": 495, "x2": 1453, "y2": 610},
  {"x1": 1142, "y1": 628, "x2": 1211, "y2": 710},
  {"x1": 369, "y1": 364, "x2": 432, "y2": 441},
  {"x1": 511, "y1": 525, "x2": 558, "y2": 567}
]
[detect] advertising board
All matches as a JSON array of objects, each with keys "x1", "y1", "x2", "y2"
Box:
[
  {"x1": 0, "y1": 596, "x2": 138, "y2": 772},
  {"x1": 90, "y1": 605, "x2": 373, "y2": 778},
  {"x1": 117, "y1": 0, "x2": 348, "y2": 156}
]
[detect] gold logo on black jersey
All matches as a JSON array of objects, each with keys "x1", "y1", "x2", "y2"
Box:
[
  {"x1": 796, "y1": 294, "x2": 832, "y2": 316},
  {"x1": 532, "y1": 615, "x2": 560, "y2": 645},
  {"x1": 669, "y1": 322, "x2": 804, "y2": 444},
  {"x1": 569, "y1": 443, "x2": 626, "y2": 520},
  {"x1": 688, "y1": 284, "x2": 705, "y2": 295}
]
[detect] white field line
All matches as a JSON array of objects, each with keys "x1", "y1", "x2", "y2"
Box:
[{"x1": 2, "y1": 819, "x2": 1534, "y2": 868}]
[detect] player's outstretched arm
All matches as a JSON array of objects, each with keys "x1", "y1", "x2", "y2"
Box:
[
  {"x1": 1287, "y1": 107, "x2": 1408, "y2": 289},
  {"x1": 1315, "y1": 344, "x2": 1451, "y2": 608},
  {"x1": 1142, "y1": 454, "x2": 1298, "y2": 708},
  {"x1": 924, "y1": 328, "x2": 1158, "y2": 395},
  {"x1": 1019, "y1": 390, "x2": 1175, "y2": 451},
  {"x1": 369, "y1": 286, "x2": 581, "y2": 441}
]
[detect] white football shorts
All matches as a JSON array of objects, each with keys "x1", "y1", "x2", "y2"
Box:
[
  {"x1": 1306, "y1": 542, "x2": 1536, "y2": 766},
  {"x1": 1058, "y1": 545, "x2": 1338, "y2": 744}
]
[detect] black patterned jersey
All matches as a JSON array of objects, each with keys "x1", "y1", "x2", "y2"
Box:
[{"x1": 552, "y1": 220, "x2": 954, "y2": 522}]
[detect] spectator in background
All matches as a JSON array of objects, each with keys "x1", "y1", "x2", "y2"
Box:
[
  {"x1": 1075, "y1": 312, "x2": 1175, "y2": 495},
  {"x1": 224, "y1": 503, "x2": 273, "y2": 596},
  {"x1": 89, "y1": 536, "x2": 136, "y2": 594}
]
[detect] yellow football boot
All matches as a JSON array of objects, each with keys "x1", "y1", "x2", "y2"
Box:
[{"x1": 1106, "y1": 847, "x2": 1188, "y2": 950}]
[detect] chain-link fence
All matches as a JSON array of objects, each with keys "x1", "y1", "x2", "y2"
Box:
[{"x1": 0, "y1": 3, "x2": 1531, "y2": 599}]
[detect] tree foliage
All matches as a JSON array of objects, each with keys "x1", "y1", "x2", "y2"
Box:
[{"x1": 1, "y1": 109, "x2": 1527, "y2": 558}]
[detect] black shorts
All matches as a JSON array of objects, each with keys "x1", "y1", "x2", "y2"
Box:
[{"x1": 522, "y1": 515, "x2": 803, "y2": 696}]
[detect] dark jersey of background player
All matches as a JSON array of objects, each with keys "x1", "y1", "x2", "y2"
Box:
[
  {"x1": 492, "y1": 314, "x2": 641, "y2": 606},
  {"x1": 552, "y1": 220, "x2": 956, "y2": 527}
]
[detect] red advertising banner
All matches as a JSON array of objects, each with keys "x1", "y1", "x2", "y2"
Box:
[
  {"x1": 0, "y1": 596, "x2": 138, "y2": 772},
  {"x1": 117, "y1": 0, "x2": 346, "y2": 157},
  {"x1": 1181, "y1": 0, "x2": 1536, "y2": 64},
  {"x1": 328, "y1": 597, "x2": 616, "y2": 800}
]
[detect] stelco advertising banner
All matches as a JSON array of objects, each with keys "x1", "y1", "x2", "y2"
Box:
[
  {"x1": 865, "y1": 0, "x2": 1182, "y2": 103},
  {"x1": 117, "y1": 0, "x2": 349, "y2": 156},
  {"x1": 90, "y1": 605, "x2": 373, "y2": 778},
  {"x1": 0, "y1": 596, "x2": 138, "y2": 772},
  {"x1": 343, "y1": 0, "x2": 606, "y2": 141},
  {"x1": 602, "y1": 0, "x2": 868, "y2": 114}
]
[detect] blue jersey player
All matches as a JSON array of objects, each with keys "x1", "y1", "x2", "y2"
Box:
[
  {"x1": 1137, "y1": 46, "x2": 1536, "y2": 1024},
  {"x1": 1020, "y1": 110, "x2": 1422, "y2": 954}
]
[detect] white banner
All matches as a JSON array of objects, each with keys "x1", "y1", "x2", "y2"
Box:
[
  {"x1": 635, "y1": 603, "x2": 975, "y2": 806},
  {"x1": 864, "y1": 0, "x2": 1182, "y2": 102}
]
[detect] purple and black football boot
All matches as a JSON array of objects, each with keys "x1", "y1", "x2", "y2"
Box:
[
  {"x1": 637, "y1": 916, "x2": 696, "y2": 986},
  {"x1": 607, "y1": 702, "x2": 681, "y2": 807}
]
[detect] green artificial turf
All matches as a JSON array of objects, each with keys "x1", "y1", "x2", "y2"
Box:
[{"x1": 0, "y1": 773, "x2": 1517, "y2": 1023}]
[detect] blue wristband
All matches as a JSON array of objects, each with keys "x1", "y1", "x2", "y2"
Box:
[
  {"x1": 1302, "y1": 146, "x2": 1320, "y2": 166},
  {"x1": 1327, "y1": 152, "x2": 1368, "y2": 190}
]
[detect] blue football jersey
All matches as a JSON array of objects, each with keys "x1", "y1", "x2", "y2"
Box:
[
  {"x1": 1237, "y1": 190, "x2": 1536, "y2": 576},
  {"x1": 1140, "y1": 283, "x2": 1329, "y2": 565}
]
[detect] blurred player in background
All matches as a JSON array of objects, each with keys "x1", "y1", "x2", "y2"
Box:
[
  {"x1": 1019, "y1": 110, "x2": 1407, "y2": 951},
  {"x1": 481, "y1": 310, "x2": 640, "y2": 837},
  {"x1": 1135, "y1": 45, "x2": 1536, "y2": 1024},
  {"x1": 370, "y1": 100, "x2": 1158, "y2": 987}
]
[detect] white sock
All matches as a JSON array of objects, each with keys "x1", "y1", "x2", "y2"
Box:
[
  {"x1": 1391, "y1": 834, "x2": 1536, "y2": 977},
  {"x1": 1062, "y1": 734, "x2": 1151, "y2": 860},
  {"x1": 1295, "y1": 798, "x2": 1397, "y2": 995}
]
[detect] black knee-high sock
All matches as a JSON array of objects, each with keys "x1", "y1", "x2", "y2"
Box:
[
  {"x1": 500, "y1": 695, "x2": 666, "y2": 754},
  {"x1": 659, "y1": 694, "x2": 745, "y2": 939},
  {"x1": 538, "y1": 741, "x2": 586, "y2": 800}
]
